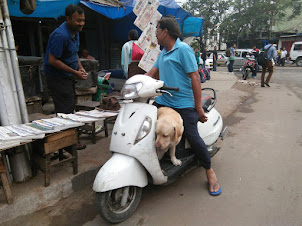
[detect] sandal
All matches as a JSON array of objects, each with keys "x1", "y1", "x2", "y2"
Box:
[{"x1": 208, "y1": 182, "x2": 222, "y2": 196}]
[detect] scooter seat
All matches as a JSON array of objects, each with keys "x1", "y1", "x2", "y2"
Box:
[{"x1": 202, "y1": 94, "x2": 212, "y2": 111}]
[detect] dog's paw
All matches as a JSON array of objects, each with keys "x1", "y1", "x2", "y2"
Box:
[{"x1": 171, "y1": 157, "x2": 182, "y2": 166}]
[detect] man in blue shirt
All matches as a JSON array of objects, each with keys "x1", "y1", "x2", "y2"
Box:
[
  {"x1": 261, "y1": 43, "x2": 277, "y2": 87},
  {"x1": 44, "y1": 4, "x2": 87, "y2": 151},
  {"x1": 146, "y1": 17, "x2": 221, "y2": 196},
  {"x1": 44, "y1": 4, "x2": 87, "y2": 114}
]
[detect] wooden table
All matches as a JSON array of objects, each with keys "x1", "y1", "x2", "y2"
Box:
[
  {"x1": 32, "y1": 128, "x2": 78, "y2": 187},
  {"x1": 0, "y1": 155, "x2": 13, "y2": 204},
  {"x1": 75, "y1": 101, "x2": 118, "y2": 144}
]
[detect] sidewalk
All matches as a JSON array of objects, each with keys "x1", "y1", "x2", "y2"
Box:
[{"x1": 0, "y1": 71, "x2": 252, "y2": 224}]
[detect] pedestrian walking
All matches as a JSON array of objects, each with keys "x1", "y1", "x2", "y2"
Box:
[
  {"x1": 213, "y1": 46, "x2": 217, "y2": 71},
  {"x1": 261, "y1": 43, "x2": 277, "y2": 87}
]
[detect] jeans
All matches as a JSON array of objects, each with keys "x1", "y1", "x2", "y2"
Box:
[
  {"x1": 213, "y1": 60, "x2": 217, "y2": 71},
  {"x1": 228, "y1": 60, "x2": 234, "y2": 72},
  {"x1": 153, "y1": 102, "x2": 211, "y2": 169}
]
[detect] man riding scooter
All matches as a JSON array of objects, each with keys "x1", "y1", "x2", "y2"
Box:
[
  {"x1": 251, "y1": 45, "x2": 260, "y2": 78},
  {"x1": 146, "y1": 17, "x2": 221, "y2": 196}
]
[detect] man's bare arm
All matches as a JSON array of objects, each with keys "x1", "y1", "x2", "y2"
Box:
[
  {"x1": 188, "y1": 71, "x2": 208, "y2": 123},
  {"x1": 145, "y1": 67, "x2": 159, "y2": 78}
]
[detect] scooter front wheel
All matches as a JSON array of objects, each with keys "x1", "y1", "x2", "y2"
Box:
[
  {"x1": 243, "y1": 69, "x2": 249, "y2": 80},
  {"x1": 96, "y1": 186, "x2": 142, "y2": 223}
]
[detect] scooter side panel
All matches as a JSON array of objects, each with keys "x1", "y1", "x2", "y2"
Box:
[
  {"x1": 110, "y1": 103, "x2": 168, "y2": 185},
  {"x1": 185, "y1": 108, "x2": 223, "y2": 148},
  {"x1": 93, "y1": 153, "x2": 148, "y2": 192}
]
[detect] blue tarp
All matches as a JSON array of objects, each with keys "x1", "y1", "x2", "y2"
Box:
[
  {"x1": 7, "y1": 0, "x2": 81, "y2": 18},
  {"x1": 8, "y1": 0, "x2": 203, "y2": 37},
  {"x1": 80, "y1": 0, "x2": 203, "y2": 37}
]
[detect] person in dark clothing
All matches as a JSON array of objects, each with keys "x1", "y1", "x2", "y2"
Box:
[
  {"x1": 44, "y1": 4, "x2": 87, "y2": 150},
  {"x1": 201, "y1": 48, "x2": 207, "y2": 69},
  {"x1": 213, "y1": 46, "x2": 218, "y2": 71}
]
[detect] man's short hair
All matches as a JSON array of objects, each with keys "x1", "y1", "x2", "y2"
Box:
[
  {"x1": 65, "y1": 4, "x2": 84, "y2": 18},
  {"x1": 158, "y1": 16, "x2": 181, "y2": 40},
  {"x1": 128, "y1": 29, "x2": 138, "y2": 40}
]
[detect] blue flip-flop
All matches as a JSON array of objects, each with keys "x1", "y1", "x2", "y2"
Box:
[{"x1": 208, "y1": 183, "x2": 222, "y2": 196}]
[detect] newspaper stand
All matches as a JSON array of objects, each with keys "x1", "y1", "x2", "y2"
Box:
[{"x1": 32, "y1": 128, "x2": 78, "y2": 187}]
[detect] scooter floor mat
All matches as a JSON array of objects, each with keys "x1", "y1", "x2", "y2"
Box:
[{"x1": 160, "y1": 154, "x2": 196, "y2": 179}]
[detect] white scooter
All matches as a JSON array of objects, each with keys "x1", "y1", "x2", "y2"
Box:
[{"x1": 93, "y1": 75, "x2": 227, "y2": 223}]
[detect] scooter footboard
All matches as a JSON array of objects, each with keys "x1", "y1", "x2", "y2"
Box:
[{"x1": 93, "y1": 153, "x2": 148, "y2": 192}]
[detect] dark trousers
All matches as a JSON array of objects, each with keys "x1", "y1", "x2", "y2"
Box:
[
  {"x1": 153, "y1": 102, "x2": 211, "y2": 169},
  {"x1": 46, "y1": 75, "x2": 76, "y2": 114},
  {"x1": 261, "y1": 60, "x2": 274, "y2": 85},
  {"x1": 228, "y1": 60, "x2": 234, "y2": 72},
  {"x1": 213, "y1": 60, "x2": 217, "y2": 71}
]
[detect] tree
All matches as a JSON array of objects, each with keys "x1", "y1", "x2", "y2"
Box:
[
  {"x1": 219, "y1": 0, "x2": 302, "y2": 47},
  {"x1": 185, "y1": 0, "x2": 230, "y2": 48}
]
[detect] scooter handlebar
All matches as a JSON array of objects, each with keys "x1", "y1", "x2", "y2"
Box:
[{"x1": 158, "y1": 86, "x2": 179, "y2": 91}]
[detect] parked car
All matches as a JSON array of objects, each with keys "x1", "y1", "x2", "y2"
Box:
[
  {"x1": 289, "y1": 41, "x2": 302, "y2": 66},
  {"x1": 216, "y1": 53, "x2": 228, "y2": 66},
  {"x1": 199, "y1": 57, "x2": 213, "y2": 70}
]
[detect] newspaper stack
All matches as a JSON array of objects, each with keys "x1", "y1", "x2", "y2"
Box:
[
  {"x1": 133, "y1": 0, "x2": 162, "y2": 72},
  {"x1": 0, "y1": 118, "x2": 84, "y2": 150}
]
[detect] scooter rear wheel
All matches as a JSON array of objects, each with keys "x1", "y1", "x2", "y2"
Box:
[{"x1": 96, "y1": 186, "x2": 142, "y2": 223}]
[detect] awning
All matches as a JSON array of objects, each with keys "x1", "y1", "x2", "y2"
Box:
[
  {"x1": 7, "y1": 0, "x2": 203, "y2": 37},
  {"x1": 80, "y1": 0, "x2": 203, "y2": 37},
  {"x1": 7, "y1": 0, "x2": 81, "y2": 18}
]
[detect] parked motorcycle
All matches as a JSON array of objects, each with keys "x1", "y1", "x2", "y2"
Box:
[
  {"x1": 241, "y1": 55, "x2": 256, "y2": 80},
  {"x1": 93, "y1": 75, "x2": 228, "y2": 223}
]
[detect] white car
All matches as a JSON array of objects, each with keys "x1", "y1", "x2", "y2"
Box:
[
  {"x1": 199, "y1": 57, "x2": 213, "y2": 69},
  {"x1": 289, "y1": 41, "x2": 302, "y2": 66}
]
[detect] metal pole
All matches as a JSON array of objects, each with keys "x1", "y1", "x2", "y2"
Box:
[
  {"x1": 0, "y1": 8, "x2": 20, "y2": 125},
  {"x1": 0, "y1": 7, "x2": 22, "y2": 124},
  {"x1": 1, "y1": 0, "x2": 29, "y2": 124}
]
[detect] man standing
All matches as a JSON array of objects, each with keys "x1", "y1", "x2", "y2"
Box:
[
  {"x1": 213, "y1": 46, "x2": 218, "y2": 71},
  {"x1": 146, "y1": 17, "x2": 221, "y2": 196},
  {"x1": 251, "y1": 45, "x2": 259, "y2": 78},
  {"x1": 201, "y1": 47, "x2": 207, "y2": 69},
  {"x1": 261, "y1": 43, "x2": 277, "y2": 87},
  {"x1": 121, "y1": 29, "x2": 139, "y2": 78},
  {"x1": 228, "y1": 43, "x2": 236, "y2": 74},
  {"x1": 280, "y1": 47, "x2": 287, "y2": 67},
  {"x1": 44, "y1": 4, "x2": 87, "y2": 149}
]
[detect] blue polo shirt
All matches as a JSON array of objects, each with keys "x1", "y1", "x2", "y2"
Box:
[
  {"x1": 44, "y1": 22, "x2": 79, "y2": 77},
  {"x1": 154, "y1": 38, "x2": 198, "y2": 109}
]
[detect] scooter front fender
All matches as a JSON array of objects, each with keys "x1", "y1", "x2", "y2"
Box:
[{"x1": 93, "y1": 153, "x2": 148, "y2": 192}]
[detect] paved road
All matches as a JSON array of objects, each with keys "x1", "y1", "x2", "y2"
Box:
[{"x1": 3, "y1": 66, "x2": 302, "y2": 226}]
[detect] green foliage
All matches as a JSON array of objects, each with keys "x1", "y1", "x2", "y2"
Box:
[
  {"x1": 186, "y1": 0, "x2": 302, "y2": 46},
  {"x1": 190, "y1": 40, "x2": 200, "y2": 50}
]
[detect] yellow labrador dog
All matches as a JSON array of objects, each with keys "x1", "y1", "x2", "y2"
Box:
[{"x1": 155, "y1": 107, "x2": 184, "y2": 166}]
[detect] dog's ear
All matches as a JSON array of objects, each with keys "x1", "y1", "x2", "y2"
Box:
[{"x1": 174, "y1": 124, "x2": 183, "y2": 141}]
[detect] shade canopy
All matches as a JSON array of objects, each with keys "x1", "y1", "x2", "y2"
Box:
[{"x1": 7, "y1": 0, "x2": 203, "y2": 37}]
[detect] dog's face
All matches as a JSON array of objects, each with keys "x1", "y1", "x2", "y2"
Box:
[{"x1": 155, "y1": 120, "x2": 177, "y2": 151}]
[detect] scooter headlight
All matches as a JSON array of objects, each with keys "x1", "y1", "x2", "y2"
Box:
[
  {"x1": 122, "y1": 82, "x2": 143, "y2": 99},
  {"x1": 135, "y1": 117, "x2": 152, "y2": 143}
]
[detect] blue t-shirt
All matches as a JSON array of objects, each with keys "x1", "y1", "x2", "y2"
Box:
[
  {"x1": 154, "y1": 38, "x2": 198, "y2": 109},
  {"x1": 44, "y1": 22, "x2": 79, "y2": 77}
]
